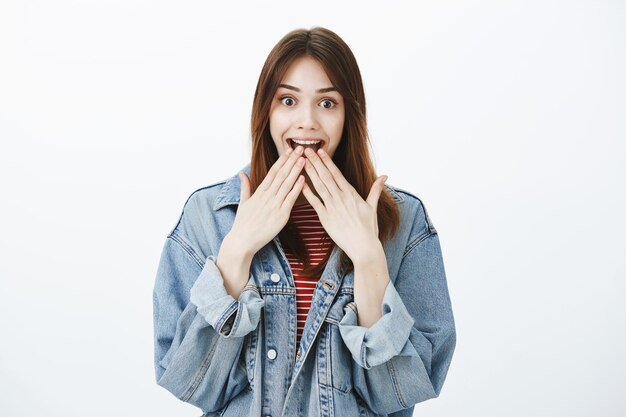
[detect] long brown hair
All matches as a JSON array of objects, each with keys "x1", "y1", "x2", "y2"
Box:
[{"x1": 249, "y1": 27, "x2": 400, "y2": 277}]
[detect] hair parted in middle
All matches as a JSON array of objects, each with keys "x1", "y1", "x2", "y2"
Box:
[{"x1": 249, "y1": 26, "x2": 400, "y2": 277}]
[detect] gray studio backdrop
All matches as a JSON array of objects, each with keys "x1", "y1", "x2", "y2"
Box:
[{"x1": 0, "y1": 0, "x2": 624, "y2": 416}]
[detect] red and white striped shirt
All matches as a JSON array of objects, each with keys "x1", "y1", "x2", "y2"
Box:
[{"x1": 284, "y1": 201, "x2": 332, "y2": 350}]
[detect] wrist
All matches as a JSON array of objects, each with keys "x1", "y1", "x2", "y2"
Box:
[
  {"x1": 216, "y1": 235, "x2": 255, "y2": 299},
  {"x1": 223, "y1": 232, "x2": 255, "y2": 261},
  {"x1": 352, "y1": 239, "x2": 385, "y2": 269}
]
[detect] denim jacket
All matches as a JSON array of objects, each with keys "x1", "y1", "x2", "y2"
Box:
[{"x1": 153, "y1": 164, "x2": 456, "y2": 417}]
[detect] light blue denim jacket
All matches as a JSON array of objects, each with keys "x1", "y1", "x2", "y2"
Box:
[{"x1": 153, "y1": 164, "x2": 456, "y2": 417}]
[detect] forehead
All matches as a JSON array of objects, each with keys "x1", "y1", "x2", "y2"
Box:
[{"x1": 280, "y1": 56, "x2": 334, "y2": 89}]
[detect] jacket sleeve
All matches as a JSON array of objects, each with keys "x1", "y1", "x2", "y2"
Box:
[
  {"x1": 337, "y1": 231, "x2": 456, "y2": 415},
  {"x1": 153, "y1": 234, "x2": 264, "y2": 413}
]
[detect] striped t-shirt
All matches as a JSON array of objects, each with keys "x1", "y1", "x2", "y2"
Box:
[{"x1": 284, "y1": 201, "x2": 332, "y2": 349}]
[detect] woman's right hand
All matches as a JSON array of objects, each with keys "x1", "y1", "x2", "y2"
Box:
[{"x1": 228, "y1": 145, "x2": 306, "y2": 256}]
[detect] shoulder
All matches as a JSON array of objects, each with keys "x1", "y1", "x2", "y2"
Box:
[
  {"x1": 168, "y1": 179, "x2": 229, "y2": 235},
  {"x1": 384, "y1": 183, "x2": 438, "y2": 238},
  {"x1": 165, "y1": 167, "x2": 245, "y2": 259}
]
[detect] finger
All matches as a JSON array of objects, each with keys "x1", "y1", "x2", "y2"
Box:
[
  {"x1": 239, "y1": 172, "x2": 251, "y2": 203},
  {"x1": 303, "y1": 158, "x2": 332, "y2": 204},
  {"x1": 315, "y1": 148, "x2": 352, "y2": 192},
  {"x1": 267, "y1": 145, "x2": 305, "y2": 195},
  {"x1": 281, "y1": 174, "x2": 306, "y2": 210},
  {"x1": 302, "y1": 181, "x2": 327, "y2": 217},
  {"x1": 259, "y1": 145, "x2": 296, "y2": 191},
  {"x1": 304, "y1": 148, "x2": 341, "y2": 198},
  {"x1": 276, "y1": 156, "x2": 305, "y2": 201},
  {"x1": 366, "y1": 176, "x2": 388, "y2": 208}
]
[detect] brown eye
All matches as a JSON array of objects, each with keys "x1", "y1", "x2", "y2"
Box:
[
  {"x1": 280, "y1": 96, "x2": 295, "y2": 106},
  {"x1": 320, "y1": 99, "x2": 336, "y2": 109}
]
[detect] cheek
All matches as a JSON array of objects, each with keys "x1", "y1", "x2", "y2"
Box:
[
  {"x1": 331, "y1": 116, "x2": 345, "y2": 139},
  {"x1": 269, "y1": 110, "x2": 285, "y2": 138},
  {"x1": 270, "y1": 111, "x2": 286, "y2": 133},
  {"x1": 333, "y1": 108, "x2": 345, "y2": 133}
]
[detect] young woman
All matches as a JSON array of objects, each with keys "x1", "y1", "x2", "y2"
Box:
[{"x1": 153, "y1": 27, "x2": 456, "y2": 417}]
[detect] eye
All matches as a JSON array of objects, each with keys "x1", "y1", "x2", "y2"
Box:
[
  {"x1": 279, "y1": 96, "x2": 295, "y2": 106},
  {"x1": 320, "y1": 99, "x2": 337, "y2": 109}
]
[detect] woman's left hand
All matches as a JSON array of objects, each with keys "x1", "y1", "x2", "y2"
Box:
[{"x1": 301, "y1": 147, "x2": 388, "y2": 265}]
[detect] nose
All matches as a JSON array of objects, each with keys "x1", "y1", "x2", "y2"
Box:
[{"x1": 296, "y1": 103, "x2": 319, "y2": 130}]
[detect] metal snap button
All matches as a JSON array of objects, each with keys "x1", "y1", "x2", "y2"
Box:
[
  {"x1": 267, "y1": 349, "x2": 277, "y2": 360},
  {"x1": 270, "y1": 273, "x2": 280, "y2": 283}
]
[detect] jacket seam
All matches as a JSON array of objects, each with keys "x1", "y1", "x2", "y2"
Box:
[
  {"x1": 243, "y1": 284, "x2": 261, "y2": 296},
  {"x1": 324, "y1": 301, "x2": 356, "y2": 325},
  {"x1": 169, "y1": 181, "x2": 228, "y2": 234},
  {"x1": 180, "y1": 329, "x2": 219, "y2": 402},
  {"x1": 324, "y1": 317, "x2": 340, "y2": 325},
  {"x1": 259, "y1": 287, "x2": 297, "y2": 295},
  {"x1": 216, "y1": 300, "x2": 239, "y2": 336},
  {"x1": 168, "y1": 232, "x2": 205, "y2": 269},
  {"x1": 384, "y1": 185, "x2": 404, "y2": 204},
  {"x1": 386, "y1": 359, "x2": 408, "y2": 409},
  {"x1": 391, "y1": 187, "x2": 438, "y2": 234},
  {"x1": 217, "y1": 396, "x2": 233, "y2": 417},
  {"x1": 360, "y1": 341, "x2": 368, "y2": 369},
  {"x1": 402, "y1": 231, "x2": 435, "y2": 260},
  {"x1": 346, "y1": 301, "x2": 358, "y2": 315},
  {"x1": 319, "y1": 381, "x2": 351, "y2": 395},
  {"x1": 218, "y1": 286, "x2": 261, "y2": 336}
]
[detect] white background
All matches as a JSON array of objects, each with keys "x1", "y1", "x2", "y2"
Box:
[{"x1": 1, "y1": 1, "x2": 624, "y2": 416}]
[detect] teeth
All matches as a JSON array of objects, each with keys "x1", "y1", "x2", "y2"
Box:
[{"x1": 291, "y1": 139, "x2": 321, "y2": 145}]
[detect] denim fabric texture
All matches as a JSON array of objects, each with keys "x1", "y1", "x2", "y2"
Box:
[{"x1": 153, "y1": 164, "x2": 456, "y2": 417}]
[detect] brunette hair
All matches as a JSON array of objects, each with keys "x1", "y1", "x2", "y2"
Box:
[{"x1": 249, "y1": 27, "x2": 400, "y2": 277}]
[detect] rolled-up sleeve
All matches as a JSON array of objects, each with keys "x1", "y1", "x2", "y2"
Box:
[
  {"x1": 333, "y1": 223, "x2": 455, "y2": 414},
  {"x1": 338, "y1": 280, "x2": 418, "y2": 369},
  {"x1": 154, "y1": 236, "x2": 262, "y2": 412},
  {"x1": 190, "y1": 255, "x2": 264, "y2": 338}
]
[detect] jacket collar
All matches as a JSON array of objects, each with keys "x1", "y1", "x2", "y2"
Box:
[
  {"x1": 213, "y1": 162, "x2": 404, "y2": 211},
  {"x1": 213, "y1": 163, "x2": 250, "y2": 211}
]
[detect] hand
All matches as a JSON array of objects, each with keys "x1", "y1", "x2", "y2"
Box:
[
  {"x1": 228, "y1": 145, "x2": 306, "y2": 256},
  {"x1": 301, "y1": 147, "x2": 388, "y2": 265}
]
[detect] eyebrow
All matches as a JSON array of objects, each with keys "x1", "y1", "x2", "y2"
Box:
[{"x1": 278, "y1": 83, "x2": 338, "y2": 94}]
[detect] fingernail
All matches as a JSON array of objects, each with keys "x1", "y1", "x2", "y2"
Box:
[{"x1": 296, "y1": 146, "x2": 304, "y2": 154}]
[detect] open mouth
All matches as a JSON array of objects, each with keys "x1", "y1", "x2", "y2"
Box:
[{"x1": 288, "y1": 138, "x2": 323, "y2": 153}]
